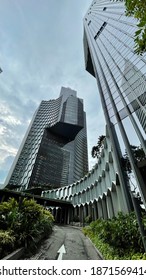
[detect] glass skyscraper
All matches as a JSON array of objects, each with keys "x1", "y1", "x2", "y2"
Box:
[
  {"x1": 5, "y1": 87, "x2": 88, "y2": 191},
  {"x1": 83, "y1": 0, "x2": 146, "y2": 205}
]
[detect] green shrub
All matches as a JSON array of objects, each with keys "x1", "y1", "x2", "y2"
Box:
[
  {"x1": 0, "y1": 198, "x2": 54, "y2": 257},
  {"x1": 0, "y1": 198, "x2": 18, "y2": 214},
  {"x1": 83, "y1": 211, "x2": 146, "y2": 259},
  {"x1": 0, "y1": 198, "x2": 19, "y2": 230},
  {"x1": 131, "y1": 252, "x2": 146, "y2": 260},
  {"x1": 82, "y1": 226, "x2": 93, "y2": 237},
  {"x1": 84, "y1": 215, "x2": 92, "y2": 224},
  {"x1": 15, "y1": 199, "x2": 54, "y2": 247},
  {"x1": 19, "y1": 198, "x2": 43, "y2": 222},
  {"x1": 0, "y1": 230, "x2": 16, "y2": 258},
  {"x1": 42, "y1": 208, "x2": 54, "y2": 222}
]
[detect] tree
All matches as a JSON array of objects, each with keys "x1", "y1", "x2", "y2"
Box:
[
  {"x1": 125, "y1": 0, "x2": 146, "y2": 54},
  {"x1": 91, "y1": 135, "x2": 105, "y2": 158},
  {"x1": 122, "y1": 145, "x2": 146, "y2": 173}
]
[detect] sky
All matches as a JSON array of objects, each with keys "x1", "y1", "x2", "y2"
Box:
[{"x1": 0, "y1": 0, "x2": 105, "y2": 185}]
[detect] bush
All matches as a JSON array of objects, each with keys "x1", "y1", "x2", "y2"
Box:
[
  {"x1": 84, "y1": 215, "x2": 92, "y2": 224},
  {"x1": 0, "y1": 230, "x2": 16, "y2": 258},
  {"x1": 15, "y1": 199, "x2": 54, "y2": 247},
  {"x1": 83, "y1": 211, "x2": 146, "y2": 259},
  {"x1": 0, "y1": 198, "x2": 54, "y2": 257},
  {"x1": 0, "y1": 198, "x2": 19, "y2": 230}
]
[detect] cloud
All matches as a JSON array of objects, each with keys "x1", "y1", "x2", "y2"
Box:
[
  {"x1": 0, "y1": 126, "x2": 6, "y2": 136},
  {"x1": 0, "y1": 103, "x2": 21, "y2": 126},
  {"x1": 0, "y1": 155, "x2": 14, "y2": 184},
  {"x1": 0, "y1": 0, "x2": 105, "y2": 183}
]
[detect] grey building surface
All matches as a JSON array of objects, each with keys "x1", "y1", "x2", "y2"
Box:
[
  {"x1": 83, "y1": 0, "x2": 146, "y2": 206},
  {"x1": 4, "y1": 87, "x2": 88, "y2": 191},
  {"x1": 43, "y1": 125, "x2": 133, "y2": 221}
]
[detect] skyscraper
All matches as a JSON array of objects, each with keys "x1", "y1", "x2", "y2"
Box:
[
  {"x1": 5, "y1": 87, "x2": 88, "y2": 191},
  {"x1": 83, "y1": 0, "x2": 146, "y2": 206}
]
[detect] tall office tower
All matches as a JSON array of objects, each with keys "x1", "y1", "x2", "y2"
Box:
[
  {"x1": 83, "y1": 0, "x2": 146, "y2": 207},
  {"x1": 5, "y1": 87, "x2": 88, "y2": 191}
]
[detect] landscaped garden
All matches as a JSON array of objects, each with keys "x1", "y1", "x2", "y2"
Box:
[
  {"x1": 83, "y1": 212, "x2": 146, "y2": 260},
  {"x1": 0, "y1": 197, "x2": 54, "y2": 259}
]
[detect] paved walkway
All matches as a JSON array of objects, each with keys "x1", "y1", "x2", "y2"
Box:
[{"x1": 24, "y1": 225, "x2": 103, "y2": 260}]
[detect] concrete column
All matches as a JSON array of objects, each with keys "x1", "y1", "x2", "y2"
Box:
[
  {"x1": 111, "y1": 191, "x2": 119, "y2": 216},
  {"x1": 69, "y1": 207, "x2": 73, "y2": 225},
  {"x1": 59, "y1": 209, "x2": 63, "y2": 224},
  {"x1": 83, "y1": 206, "x2": 86, "y2": 220},
  {"x1": 79, "y1": 206, "x2": 84, "y2": 225},
  {"x1": 90, "y1": 203, "x2": 94, "y2": 221},
  {"x1": 64, "y1": 208, "x2": 67, "y2": 224},
  {"x1": 73, "y1": 207, "x2": 77, "y2": 217},
  {"x1": 84, "y1": 204, "x2": 88, "y2": 218},
  {"x1": 102, "y1": 199, "x2": 108, "y2": 219},
  {"x1": 97, "y1": 200, "x2": 103, "y2": 218},
  {"x1": 88, "y1": 204, "x2": 92, "y2": 217},
  {"x1": 67, "y1": 210, "x2": 70, "y2": 225},
  {"x1": 55, "y1": 208, "x2": 58, "y2": 222},
  {"x1": 106, "y1": 195, "x2": 114, "y2": 219},
  {"x1": 93, "y1": 201, "x2": 98, "y2": 220},
  {"x1": 55, "y1": 208, "x2": 62, "y2": 223},
  {"x1": 116, "y1": 184, "x2": 129, "y2": 214},
  {"x1": 52, "y1": 208, "x2": 56, "y2": 220}
]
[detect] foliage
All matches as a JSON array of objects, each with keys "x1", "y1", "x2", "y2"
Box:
[
  {"x1": 83, "y1": 211, "x2": 146, "y2": 259},
  {"x1": 0, "y1": 198, "x2": 19, "y2": 230},
  {"x1": 84, "y1": 215, "x2": 92, "y2": 224},
  {"x1": 37, "y1": 208, "x2": 54, "y2": 238},
  {"x1": 0, "y1": 198, "x2": 54, "y2": 258},
  {"x1": 83, "y1": 226, "x2": 119, "y2": 259},
  {"x1": 131, "y1": 252, "x2": 146, "y2": 260},
  {"x1": 122, "y1": 145, "x2": 146, "y2": 173},
  {"x1": 125, "y1": 0, "x2": 146, "y2": 54},
  {"x1": 14, "y1": 199, "x2": 54, "y2": 247},
  {"x1": 43, "y1": 208, "x2": 54, "y2": 220},
  {"x1": 0, "y1": 230, "x2": 16, "y2": 258},
  {"x1": 91, "y1": 135, "x2": 106, "y2": 158}
]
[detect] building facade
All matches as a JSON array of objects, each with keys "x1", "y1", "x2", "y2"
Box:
[
  {"x1": 43, "y1": 125, "x2": 134, "y2": 223},
  {"x1": 83, "y1": 0, "x2": 146, "y2": 206},
  {"x1": 5, "y1": 87, "x2": 88, "y2": 191}
]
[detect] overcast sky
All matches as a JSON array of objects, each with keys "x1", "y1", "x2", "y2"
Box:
[{"x1": 0, "y1": 0, "x2": 105, "y2": 184}]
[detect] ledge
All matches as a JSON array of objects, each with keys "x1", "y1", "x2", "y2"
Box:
[{"x1": 2, "y1": 247, "x2": 25, "y2": 260}]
